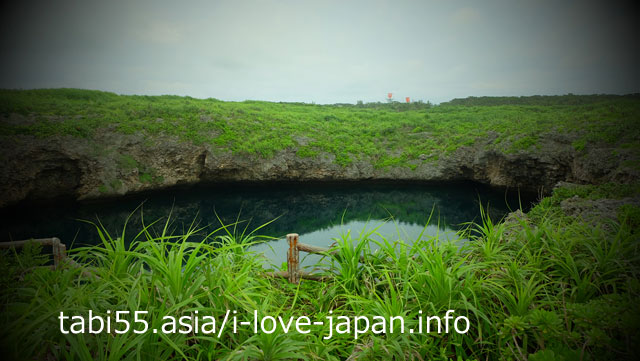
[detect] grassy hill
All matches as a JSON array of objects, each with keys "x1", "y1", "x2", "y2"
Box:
[{"x1": 2, "y1": 89, "x2": 639, "y2": 169}]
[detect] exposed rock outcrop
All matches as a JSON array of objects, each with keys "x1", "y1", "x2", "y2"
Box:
[
  {"x1": 560, "y1": 195, "x2": 640, "y2": 225},
  {"x1": 0, "y1": 130, "x2": 637, "y2": 209}
]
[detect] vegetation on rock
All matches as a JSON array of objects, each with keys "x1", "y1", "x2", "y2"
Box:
[{"x1": 1, "y1": 89, "x2": 639, "y2": 168}]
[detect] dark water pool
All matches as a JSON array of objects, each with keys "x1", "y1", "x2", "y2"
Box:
[{"x1": 0, "y1": 182, "x2": 536, "y2": 266}]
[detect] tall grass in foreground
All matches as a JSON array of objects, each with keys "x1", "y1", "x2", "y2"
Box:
[{"x1": 1, "y1": 198, "x2": 639, "y2": 360}]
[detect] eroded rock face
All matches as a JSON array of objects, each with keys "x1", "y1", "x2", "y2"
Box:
[
  {"x1": 560, "y1": 195, "x2": 640, "y2": 225},
  {"x1": 0, "y1": 131, "x2": 636, "y2": 208},
  {"x1": 1, "y1": 137, "x2": 85, "y2": 206}
]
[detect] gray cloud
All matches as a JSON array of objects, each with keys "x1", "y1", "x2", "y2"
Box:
[{"x1": 0, "y1": 0, "x2": 637, "y2": 103}]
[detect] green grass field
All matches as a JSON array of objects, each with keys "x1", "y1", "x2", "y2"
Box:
[{"x1": 1, "y1": 89, "x2": 639, "y2": 168}]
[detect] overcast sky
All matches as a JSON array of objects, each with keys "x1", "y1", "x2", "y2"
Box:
[{"x1": 0, "y1": 0, "x2": 638, "y2": 104}]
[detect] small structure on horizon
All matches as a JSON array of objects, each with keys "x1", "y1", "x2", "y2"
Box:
[{"x1": 405, "y1": 97, "x2": 410, "y2": 103}]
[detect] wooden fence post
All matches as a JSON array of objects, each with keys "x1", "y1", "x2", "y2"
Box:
[
  {"x1": 52, "y1": 237, "x2": 61, "y2": 269},
  {"x1": 57, "y1": 241, "x2": 67, "y2": 268},
  {"x1": 287, "y1": 233, "x2": 299, "y2": 283}
]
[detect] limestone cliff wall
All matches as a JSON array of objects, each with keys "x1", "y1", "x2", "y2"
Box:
[{"x1": 0, "y1": 131, "x2": 636, "y2": 208}]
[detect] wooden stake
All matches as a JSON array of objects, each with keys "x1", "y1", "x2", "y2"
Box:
[
  {"x1": 52, "y1": 237, "x2": 61, "y2": 269},
  {"x1": 287, "y1": 233, "x2": 300, "y2": 283},
  {"x1": 57, "y1": 242, "x2": 67, "y2": 269}
]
